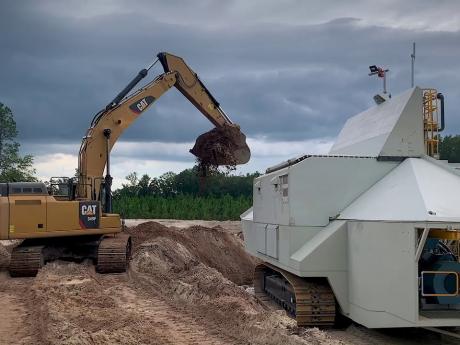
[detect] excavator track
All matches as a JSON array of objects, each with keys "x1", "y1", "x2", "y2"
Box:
[
  {"x1": 96, "y1": 233, "x2": 132, "y2": 273},
  {"x1": 9, "y1": 245, "x2": 45, "y2": 277},
  {"x1": 254, "y1": 263, "x2": 336, "y2": 327}
]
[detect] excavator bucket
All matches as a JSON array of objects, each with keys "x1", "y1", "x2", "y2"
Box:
[{"x1": 190, "y1": 123, "x2": 251, "y2": 166}]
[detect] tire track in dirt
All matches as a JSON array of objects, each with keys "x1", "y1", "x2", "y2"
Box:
[
  {"x1": 0, "y1": 293, "x2": 29, "y2": 344},
  {"x1": 0, "y1": 273, "x2": 37, "y2": 345},
  {"x1": 107, "y1": 278, "x2": 239, "y2": 345},
  {"x1": 25, "y1": 261, "x2": 241, "y2": 345}
]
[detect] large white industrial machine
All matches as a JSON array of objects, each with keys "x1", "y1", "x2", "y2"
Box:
[{"x1": 241, "y1": 86, "x2": 460, "y2": 328}]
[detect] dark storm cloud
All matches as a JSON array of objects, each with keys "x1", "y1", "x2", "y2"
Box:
[{"x1": 1, "y1": 0, "x2": 460, "y2": 152}]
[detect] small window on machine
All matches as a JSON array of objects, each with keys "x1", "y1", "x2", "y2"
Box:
[
  {"x1": 280, "y1": 175, "x2": 288, "y2": 185},
  {"x1": 23, "y1": 187, "x2": 32, "y2": 193},
  {"x1": 280, "y1": 174, "x2": 288, "y2": 202}
]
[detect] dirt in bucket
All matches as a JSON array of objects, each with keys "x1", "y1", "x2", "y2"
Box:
[{"x1": 190, "y1": 124, "x2": 250, "y2": 168}]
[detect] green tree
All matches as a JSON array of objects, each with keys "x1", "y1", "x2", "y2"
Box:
[
  {"x1": 125, "y1": 172, "x2": 139, "y2": 186},
  {"x1": 0, "y1": 103, "x2": 36, "y2": 182},
  {"x1": 138, "y1": 174, "x2": 151, "y2": 196},
  {"x1": 439, "y1": 135, "x2": 460, "y2": 163}
]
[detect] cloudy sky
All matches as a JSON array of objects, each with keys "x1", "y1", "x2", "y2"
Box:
[{"x1": 1, "y1": 0, "x2": 460, "y2": 188}]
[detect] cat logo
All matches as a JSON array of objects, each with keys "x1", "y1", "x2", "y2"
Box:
[
  {"x1": 129, "y1": 96, "x2": 155, "y2": 114},
  {"x1": 81, "y1": 204, "x2": 97, "y2": 217},
  {"x1": 79, "y1": 201, "x2": 100, "y2": 229}
]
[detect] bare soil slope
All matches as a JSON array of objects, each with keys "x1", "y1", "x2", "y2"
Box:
[{"x1": 0, "y1": 222, "x2": 456, "y2": 345}]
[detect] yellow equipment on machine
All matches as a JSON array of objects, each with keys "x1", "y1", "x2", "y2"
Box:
[{"x1": 1, "y1": 52, "x2": 250, "y2": 277}]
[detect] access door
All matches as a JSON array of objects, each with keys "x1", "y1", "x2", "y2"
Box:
[{"x1": 9, "y1": 195, "x2": 47, "y2": 236}]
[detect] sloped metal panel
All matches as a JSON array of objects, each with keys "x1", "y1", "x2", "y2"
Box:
[
  {"x1": 340, "y1": 157, "x2": 460, "y2": 222},
  {"x1": 330, "y1": 88, "x2": 424, "y2": 157},
  {"x1": 380, "y1": 88, "x2": 424, "y2": 157}
]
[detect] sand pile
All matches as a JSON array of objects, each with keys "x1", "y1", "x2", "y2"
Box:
[
  {"x1": 127, "y1": 221, "x2": 257, "y2": 285},
  {"x1": 127, "y1": 222, "x2": 316, "y2": 345}
]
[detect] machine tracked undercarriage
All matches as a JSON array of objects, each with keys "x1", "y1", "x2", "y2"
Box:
[
  {"x1": 9, "y1": 233, "x2": 132, "y2": 277},
  {"x1": 255, "y1": 263, "x2": 336, "y2": 326}
]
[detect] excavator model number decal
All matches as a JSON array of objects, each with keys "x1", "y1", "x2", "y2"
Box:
[{"x1": 129, "y1": 96, "x2": 155, "y2": 114}]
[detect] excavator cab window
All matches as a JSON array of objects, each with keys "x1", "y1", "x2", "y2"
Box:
[
  {"x1": 50, "y1": 177, "x2": 68, "y2": 196},
  {"x1": 49, "y1": 177, "x2": 79, "y2": 200}
]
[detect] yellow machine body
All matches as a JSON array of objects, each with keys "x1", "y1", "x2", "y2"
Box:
[{"x1": 0, "y1": 182, "x2": 120, "y2": 240}]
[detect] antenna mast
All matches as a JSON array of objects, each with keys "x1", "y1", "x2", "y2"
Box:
[{"x1": 411, "y1": 42, "x2": 416, "y2": 87}]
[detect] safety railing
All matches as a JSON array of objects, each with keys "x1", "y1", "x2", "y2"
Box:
[{"x1": 423, "y1": 89, "x2": 440, "y2": 158}]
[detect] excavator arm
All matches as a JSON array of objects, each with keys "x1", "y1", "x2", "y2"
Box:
[
  {"x1": 77, "y1": 52, "x2": 250, "y2": 206},
  {"x1": 157, "y1": 52, "x2": 232, "y2": 127}
]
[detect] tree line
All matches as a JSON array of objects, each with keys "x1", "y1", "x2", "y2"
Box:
[
  {"x1": 4, "y1": 101, "x2": 460, "y2": 220},
  {"x1": 113, "y1": 194, "x2": 252, "y2": 220},
  {"x1": 112, "y1": 168, "x2": 259, "y2": 220},
  {"x1": 114, "y1": 169, "x2": 259, "y2": 198}
]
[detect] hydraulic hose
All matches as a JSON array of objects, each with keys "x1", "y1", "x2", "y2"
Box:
[{"x1": 437, "y1": 93, "x2": 445, "y2": 132}]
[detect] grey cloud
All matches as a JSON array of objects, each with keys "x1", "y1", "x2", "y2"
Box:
[
  {"x1": 25, "y1": 0, "x2": 459, "y2": 31},
  {"x1": 2, "y1": 0, "x2": 460, "y2": 158}
]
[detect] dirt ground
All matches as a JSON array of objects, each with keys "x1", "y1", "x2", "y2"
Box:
[{"x1": 0, "y1": 221, "x2": 458, "y2": 345}]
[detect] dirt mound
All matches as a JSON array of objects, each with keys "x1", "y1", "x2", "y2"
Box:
[
  {"x1": 126, "y1": 222, "x2": 321, "y2": 345},
  {"x1": 127, "y1": 221, "x2": 258, "y2": 285},
  {"x1": 190, "y1": 123, "x2": 251, "y2": 167}
]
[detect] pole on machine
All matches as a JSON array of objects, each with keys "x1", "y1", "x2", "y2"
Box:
[{"x1": 411, "y1": 42, "x2": 416, "y2": 88}]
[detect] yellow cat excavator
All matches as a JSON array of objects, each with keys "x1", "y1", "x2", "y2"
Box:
[{"x1": 0, "y1": 52, "x2": 250, "y2": 277}]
